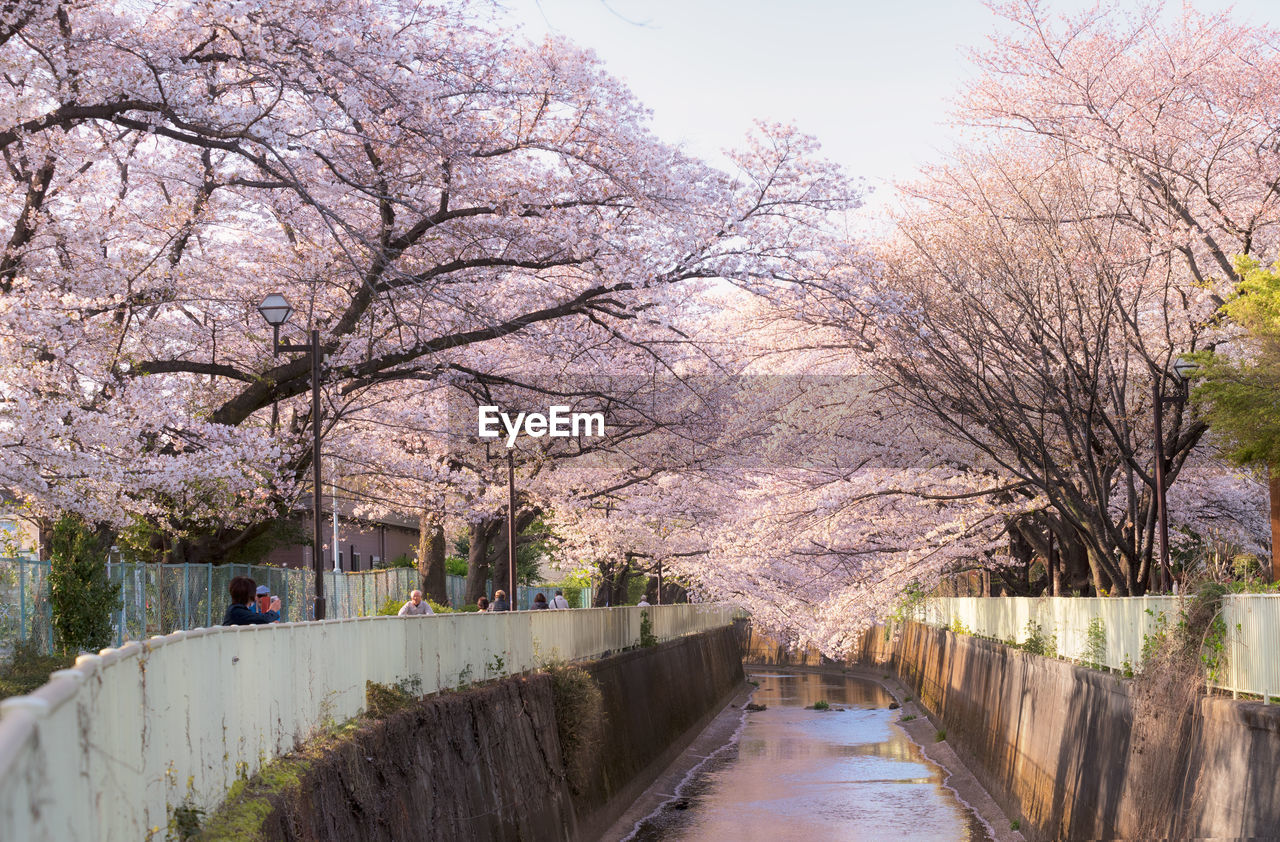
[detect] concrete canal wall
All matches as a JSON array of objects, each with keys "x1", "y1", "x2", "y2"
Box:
[
  {"x1": 248, "y1": 625, "x2": 745, "y2": 842},
  {"x1": 855, "y1": 621, "x2": 1280, "y2": 840},
  {"x1": 0, "y1": 605, "x2": 735, "y2": 841}
]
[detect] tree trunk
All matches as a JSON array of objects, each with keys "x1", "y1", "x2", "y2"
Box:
[
  {"x1": 465, "y1": 519, "x2": 499, "y2": 604},
  {"x1": 593, "y1": 556, "x2": 634, "y2": 606},
  {"x1": 1271, "y1": 468, "x2": 1280, "y2": 582},
  {"x1": 417, "y1": 514, "x2": 447, "y2": 605}
]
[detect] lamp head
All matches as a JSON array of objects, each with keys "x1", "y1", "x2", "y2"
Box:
[
  {"x1": 257, "y1": 293, "x2": 293, "y2": 327},
  {"x1": 1173, "y1": 357, "x2": 1198, "y2": 381}
]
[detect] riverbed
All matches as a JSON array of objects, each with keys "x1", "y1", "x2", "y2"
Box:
[{"x1": 626, "y1": 669, "x2": 992, "y2": 841}]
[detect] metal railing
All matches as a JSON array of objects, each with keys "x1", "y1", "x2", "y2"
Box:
[
  {"x1": 916, "y1": 594, "x2": 1280, "y2": 700},
  {"x1": 0, "y1": 603, "x2": 737, "y2": 841},
  {"x1": 0, "y1": 558, "x2": 588, "y2": 653}
]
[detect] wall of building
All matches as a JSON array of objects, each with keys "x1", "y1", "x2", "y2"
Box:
[
  {"x1": 856, "y1": 621, "x2": 1280, "y2": 840},
  {"x1": 265, "y1": 516, "x2": 418, "y2": 571}
]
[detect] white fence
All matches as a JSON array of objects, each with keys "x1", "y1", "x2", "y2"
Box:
[
  {"x1": 1, "y1": 558, "x2": 589, "y2": 655},
  {"x1": 0, "y1": 604, "x2": 735, "y2": 841},
  {"x1": 916, "y1": 595, "x2": 1280, "y2": 700}
]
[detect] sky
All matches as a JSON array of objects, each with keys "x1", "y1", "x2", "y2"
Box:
[{"x1": 505, "y1": 0, "x2": 1280, "y2": 214}]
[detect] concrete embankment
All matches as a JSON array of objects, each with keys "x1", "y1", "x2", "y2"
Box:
[
  {"x1": 850, "y1": 620, "x2": 1280, "y2": 840},
  {"x1": 208, "y1": 624, "x2": 744, "y2": 842}
]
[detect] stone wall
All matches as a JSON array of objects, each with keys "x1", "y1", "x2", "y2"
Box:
[
  {"x1": 862, "y1": 620, "x2": 1280, "y2": 840},
  {"x1": 251, "y1": 625, "x2": 744, "y2": 842}
]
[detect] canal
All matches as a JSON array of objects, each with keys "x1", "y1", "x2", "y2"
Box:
[{"x1": 627, "y1": 669, "x2": 993, "y2": 841}]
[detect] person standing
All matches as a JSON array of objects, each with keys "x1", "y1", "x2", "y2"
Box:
[
  {"x1": 550, "y1": 590, "x2": 570, "y2": 610},
  {"x1": 254, "y1": 585, "x2": 274, "y2": 615},
  {"x1": 531, "y1": 592, "x2": 549, "y2": 610},
  {"x1": 223, "y1": 576, "x2": 280, "y2": 625},
  {"x1": 637, "y1": 596, "x2": 651, "y2": 607},
  {"x1": 490, "y1": 590, "x2": 510, "y2": 611},
  {"x1": 398, "y1": 589, "x2": 434, "y2": 616},
  {"x1": 476, "y1": 596, "x2": 489, "y2": 612}
]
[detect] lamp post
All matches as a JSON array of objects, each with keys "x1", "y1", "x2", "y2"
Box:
[
  {"x1": 507, "y1": 448, "x2": 517, "y2": 612},
  {"x1": 257, "y1": 293, "x2": 327, "y2": 620},
  {"x1": 1152, "y1": 356, "x2": 1198, "y2": 593}
]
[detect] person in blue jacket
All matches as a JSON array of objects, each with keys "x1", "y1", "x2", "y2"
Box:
[{"x1": 222, "y1": 576, "x2": 280, "y2": 625}]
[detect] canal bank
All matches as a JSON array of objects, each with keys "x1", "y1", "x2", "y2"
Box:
[
  {"x1": 853, "y1": 619, "x2": 1280, "y2": 841},
  {"x1": 611, "y1": 663, "x2": 1022, "y2": 842},
  {"x1": 194, "y1": 624, "x2": 745, "y2": 842}
]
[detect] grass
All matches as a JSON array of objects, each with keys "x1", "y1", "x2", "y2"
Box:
[
  {"x1": 901, "y1": 714, "x2": 916, "y2": 722},
  {"x1": 1010, "y1": 819, "x2": 1021, "y2": 831},
  {"x1": 935, "y1": 729, "x2": 947, "y2": 742},
  {"x1": 812, "y1": 699, "x2": 830, "y2": 710},
  {"x1": 0, "y1": 641, "x2": 73, "y2": 701}
]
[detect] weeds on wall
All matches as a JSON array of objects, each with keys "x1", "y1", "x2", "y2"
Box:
[
  {"x1": 1019, "y1": 620, "x2": 1056, "y2": 658},
  {"x1": 639, "y1": 610, "x2": 657, "y2": 648},
  {"x1": 365, "y1": 678, "x2": 421, "y2": 718},
  {"x1": 548, "y1": 664, "x2": 605, "y2": 795},
  {"x1": 1128, "y1": 583, "x2": 1230, "y2": 838},
  {"x1": 167, "y1": 801, "x2": 204, "y2": 841},
  {"x1": 1084, "y1": 618, "x2": 1107, "y2": 670}
]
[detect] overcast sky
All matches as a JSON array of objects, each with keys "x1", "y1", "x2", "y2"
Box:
[{"x1": 505, "y1": 1, "x2": 1280, "y2": 215}]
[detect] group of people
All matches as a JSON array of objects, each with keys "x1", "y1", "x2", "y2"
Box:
[
  {"x1": 473, "y1": 589, "x2": 570, "y2": 612},
  {"x1": 222, "y1": 577, "x2": 575, "y2": 626},
  {"x1": 221, "y1": 576, "x2": 282, "y2": 625}
]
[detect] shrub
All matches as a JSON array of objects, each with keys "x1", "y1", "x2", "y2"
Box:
[
  {"x1": 47, "y1": 515, "x2": 121, "y2": 654},
  {"x1": 1084, "y1": 617, "x2": 1107, "y2": 670},
  {"x1": 445, "y1": 555, "x2": 468, "y2": 577},
  {"x1": 364, "y1": 678, "x2": 420, "y2": 718},
  {"x1": 812, "y1": 700, "x2": 830, "y2": 710},
  {"x1": 639, "y1": 610, "x2": 657, "y2": 647},
  {"x1": 1020, "y1": 620, "x2": 1056, "y2": 658},
  {"x1": 548, "y1": 665, "x2": 604, "y2": 795},
  {"x1": 0, "y1": 639, "x2": 73, "y2": 701}
]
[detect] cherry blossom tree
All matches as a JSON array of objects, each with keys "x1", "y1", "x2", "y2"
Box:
[{"x1": 0, "y1": 0, "x2": 856, "y2": 562}]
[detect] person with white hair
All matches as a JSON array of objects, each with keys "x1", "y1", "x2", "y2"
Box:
[{"x1": 397, "y1": 589, "x2": 434, "y2": 616}]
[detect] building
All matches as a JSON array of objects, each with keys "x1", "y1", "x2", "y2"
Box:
[{"x1": 264, "y1": 496, "x2": 419, "y2": 573}]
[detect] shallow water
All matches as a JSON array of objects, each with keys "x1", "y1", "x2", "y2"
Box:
[{"x1": 626, "y1": 669, "x2": 992, "y2": 842}]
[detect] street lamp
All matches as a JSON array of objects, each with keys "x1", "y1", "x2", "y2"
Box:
[
  {"x1": 257, "y1": 293, "x2": 327, "y2": 620},
  {"x1": 1152, "y1": 356, "x2": 1198, "y2": 593},
  {"x1": 507, "y1": 448, "x2": 518, "y2": 612}
]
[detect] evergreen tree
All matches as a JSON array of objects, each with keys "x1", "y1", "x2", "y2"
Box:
[{"x1": 47, "y1": 515, "x2": 121, "y2": 654}]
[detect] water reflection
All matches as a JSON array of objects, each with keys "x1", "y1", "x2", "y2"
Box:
[{"x1": 626, "y1": 670, "x2": 992, "y2": 842}]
